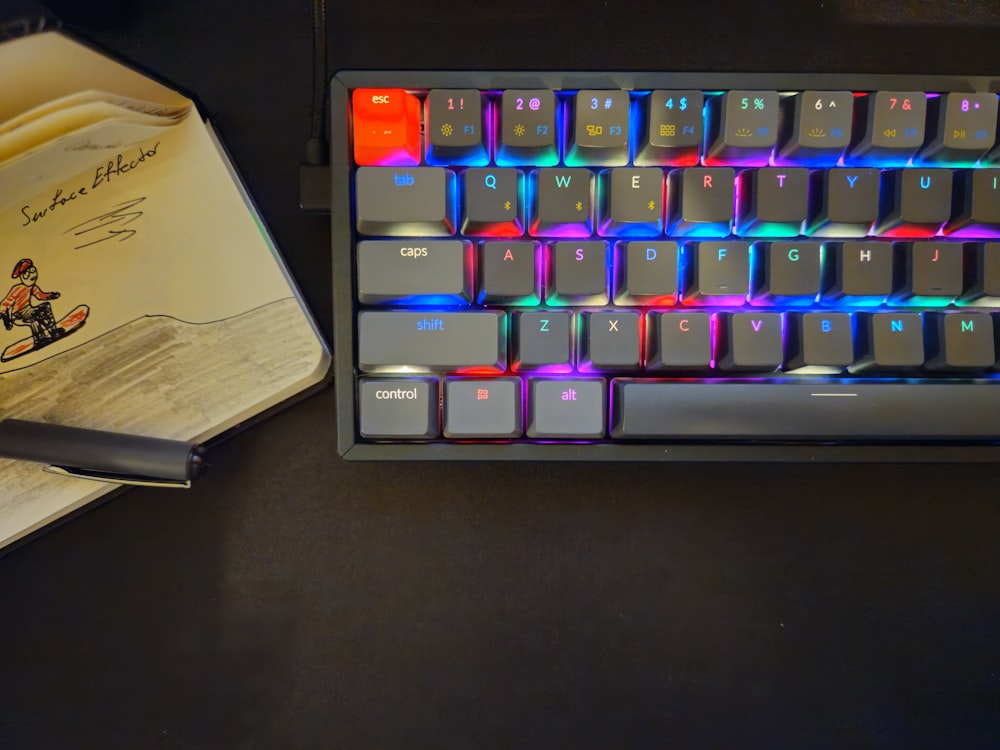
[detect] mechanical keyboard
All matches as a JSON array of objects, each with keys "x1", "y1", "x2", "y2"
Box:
[{"x1": 330, "y1": 72, "x2": 1000, "y2": 461}]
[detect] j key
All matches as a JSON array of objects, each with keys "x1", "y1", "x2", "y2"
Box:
[
  {"x1": 358, "y1": 378, "x2": 439, "y2": 439},
  {"x1": 351, "y1": 88, "x2": 421, "y2": 166},
  {"x1": 851, "y1": 91, "x2": 926, "y2": 164},
  {"x1": 809, "y1": 168, "x2": 880, "y2": 237},
  {"x1": 355, "y1": 167, "x2": 456, "y2": 236},
  {"x1": 512, "y1": 311, "x2": 572, "y2": 371},
  {"x1": 830, "y1": 242, "x2": 894, "y2": 301},
  {"x1": 897, "y1": 242, "x2": 963, "y2": 301},
  {"x1": 753, "y1": 241, "x2": 822, "y2": 301},
  {"x1": 855, "y1": 312, "x2": 925, "y2": 370},
  {"x1": 686, "y1": 241, "x2": 749, "y2": 305},
  {"x1": 636, "y1": 90, "x2": 703, "y2": 166},
  {"x1": 357, "y1": 311, "x2": 505, "y2": 372},
  {"x1": 778, "y1": 91, "x2": 853, "y2": 165},
  {"x1": 479, "y1": 241, "x2": 538, "y2": 304},
  {"x1": 463, "y1": 167, "x2": 523, "y2": 236},
  {"x1": 498, "y1": 89, "x2": 558, "y2": 166},
  {"x1": 878, "y1": 169, "x2": 953, "y2": 235},
  {"x1": 610, "y1": 381, "x2": 1000, "y2": 440},
  {"x1": 614, "y1": 241, "x2": 680, "y2": 305},
  {"x1": 786, "y1": 312, "x2": 855, "y2": 369},
  {"x1": 599, "y1": 168, "x2": 664, "y2": 236},
  {"x1": 443, "y1": 378, "x2": 522, "y2": 438},
  {"x1": 964, "y1": 243, "x2": 1000, "y2": 302},
  {"x1": 667, "y1": 168, "x2": 735, "y2": 235},
  {"x1": 580, "y1": 311, "x2": 641, "y2": 370},
  {"x1": 531, "y1": 168, "x2": 593, "y2": 236},
  {"x1": 948, "y1": 169, "x2": 1000, "y2": 235},
  {"x1": 717, "y1": 312, "x2": 783, "y2": 372},
  {"x1": 706, "y1": 90, "x2": 779, "y2": 166},
  {"x1": 568, "y1": 90, "x2": 630, "y2": 166},
  {"x1": 926, "y1": 313, "x2": 996, "y2": 370},
  {"x1": 736, "y1": 168, "x2": 808, "y2": 236},
  {"x1": 425, "y1": 89, "x2": 487, "y2": 165},
  {"x1": 527, "y1": 379, "x2": 607, "y2": 439},
  {"x1": 645, "y1": 312, "x2": 712, "y2": 370},
  {"x1": 923, "y1": 93, "x2": 998, "y2": 164},
  {"x1": 547, "y1": 241, "x2": 608, "y2": 305},
  {"x1": 356, "y1": 240, "x2": 472, "y2": 304}
]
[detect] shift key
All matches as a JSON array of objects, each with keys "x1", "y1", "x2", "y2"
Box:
[
  {"x1": 355, "y1": 166, "x2": 457, "y2": 236},
  {"x1": 358, "y1": 311, "x2": 506, "y2": 372}
]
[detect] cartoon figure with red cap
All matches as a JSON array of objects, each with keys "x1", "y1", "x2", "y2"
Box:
[{"x1": 0, "y1": 259, "x2": 88, "y2": 362}]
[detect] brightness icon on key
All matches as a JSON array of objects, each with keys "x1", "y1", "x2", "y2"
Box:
[
  {"x1": 514, "y1": 124, "x2": 526, "y2": 137},
  {"x1": 735, "y1": 127, "x2": 753, "y2": 138},
  {"x1": 808, "y1": 127, "x2": 826, "y2": 138},
  {"x1": 440, "y1": 123, "x2": 453, "y2": 136}
]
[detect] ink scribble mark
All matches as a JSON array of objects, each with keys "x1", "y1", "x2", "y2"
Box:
[{"x1": 64, "y1": 197, "x2": 146, "y2": 249}]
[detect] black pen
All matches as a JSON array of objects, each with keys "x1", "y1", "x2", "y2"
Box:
[{"x1": 0, "y1": 419, "x2": 207, "y2": 488}]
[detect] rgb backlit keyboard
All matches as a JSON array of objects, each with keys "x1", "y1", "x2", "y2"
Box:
[{"x1": 330, "y1": 72, "x2": 1000, "y2": 461}]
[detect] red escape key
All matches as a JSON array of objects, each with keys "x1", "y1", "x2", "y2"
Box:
[{"x1": 352, "y1": 88, "x2": 422, "y2": 166}]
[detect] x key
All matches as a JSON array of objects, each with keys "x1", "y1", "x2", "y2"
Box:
[{"x1": 581, "y1": 311, "x2": 641, "y2": 370}]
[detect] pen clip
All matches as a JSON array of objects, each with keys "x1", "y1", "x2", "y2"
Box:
[{"x1": 44, "y1": 465, "x2": 192, "y2": 489}]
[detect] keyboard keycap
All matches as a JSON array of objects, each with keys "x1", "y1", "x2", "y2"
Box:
[
  {"x1": 580, "y1": 311, "x2": 641, "y2": 370},
  {"x1": 527, "y1": 379, "x2": 606, "y2": 438},
  {"x1": 568, "y1": 91, "x2": 630, "y2": 166},
  {"x1": 636, "y1": 90, "x2": 703, "y2": 166},
  {"x1": 851, "y1": 91, "x2": 927, "y2": 164},
  {"x1": 610, "y1": 381, "x2": 1000, "y2": 439},
  {"x1": 859, "y1": 312, "x2": 925, "y2": 369},
  {"x1": 351, "y1": 88, "x2": 421, "y2": 166},
  {"x1": 778, "y1": 91, "x2": 853, "y2": 164},
  {"x1": 599, "y1": 168, "x2": 664, "y2": 236},
  {"x1": 478, "y1": 241, "x2": 538, "y2": 304},
  {"x1": 964, "y1": 242, "x2": 1000, "y2": 302},
  {"x1": 753, "y1": 241, "x2": 822, "y2": 302},
  {"x1": 498, "y1": 90, "x2": 558, "y2": 166},
  {"x1": 547, "y1": 241, "x2": 608, "y2": 305},
  {"x1": 707, "y1": 91, "x2": 779, "y2": 165},
  {"x1": 686, "y1": 241, "x2": 749, "y2": 304},
  {"x1": 357, "y1": 240, "x2": 472, "y2": 304},
  {"x1": 898, "y1": 242, "x2": 963, "y2": 301},
  {"x1": 830, "y1": 242, "x2": 894, "y2": 301},
  {"x1": 512, "y1": 311, "x2": 572, "y2": 371},
  {"x1": 878, "y1": 169, "x2": 953, "y2": 236},
  {"x1": 355, "y1": 167, "x2": 456, "y2": 236},
  {"x1": 737, "y1": 168, "x2": 808, "y2": 236},
  {"x1": 425, "y1": 89, "x2": 487, "y2": 165},
  {"x1": 948, "y1": 169, "x2": 1000, "y2": 236},
  {"x1": 614, "y1": 241, "x2": 679, "y2": 304},
  {"x1": 463, "y1": 167, "x2": 523, "y2": 236},
  {"x1": 786, "y1": 312, "x2": 855, "y2": 369},
  {"x1": 667, "y1": 168, "x2": 735, "y2": 235},
  {"x1": 443, "y1": 378, "x2": 522, "y2": 438},
  {"x1": 717, "y1": 312, "x2": 784, "y2": 371},
  {"x1": 359, "y1": 378, "x2": 439, "y2": 438},
  {"x1": 532, "y1": 168, "x2": 593, "y2": 236},
  {"x1": 809, "y1": 168, "x2": 881, "y2": 237},
  {"x1": 926, "y1": 313, "x2": 996, "y2": 370},
  {"x1": 358, "y1": 311, "x2": 505, "y2": 372},
  {"x1": 645, "y1": 312, "x2": 713, "y2": 370},
  {"x1": 923, "y1": 93, "x2": 998, "y2": 164}
]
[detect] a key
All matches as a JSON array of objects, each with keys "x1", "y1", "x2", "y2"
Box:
[
  {"x1": 355, "y1": 167, "x2": 456, "y2": 236},
  {"x1": 425, "y1": 89, "x2": 488, "y2": 166},
  {"x1": 356, "y1": 240, "x2": 472, "y2": 304},
  {"x1": 752, "y1": 241, "x2": 822, "y2": 302},
  {"x1": 478, "y1": 241, "x2": 538, "y2": 304},
  {"x1": 357, "y1": 311, "x2": 505, "y2": 372},
  {"x1": 855, "y1": 312, "x2": 925, "y2": 370},
  {"x1": 877, "y1": 169, "x2": 953, "y2": 236},
  {"x1": 717, "y1": 312, "x2": 784, "y2": 372},
  {"x1": 580, "y1": 311, "x2": 641, "y2": 370},
  {"x1": 829, "y1": 242, "x2": 894, "y2": 302},
  {"x1": 443, "y1": 378, "x2": 522, "y2": 438},
  {"x1": 926, "y1": 313, "x2": 996, "y2": 370},
  {"x1": 667, "y1": 168, "x2": 735, "y2": 236},
  {"x1": 963, "y1": 242, "x2": 1000, "y2": 303},
  {"x1": 786, "y1": 312, "x2": 855, "y2": 369},
  {"x1": 614, "y1": 241, "x2": 679, "y2": 305},
  {"x1": 512, "y1": 311, "x2": 572, "y2": 371},
  {"x1": 777, "y1": 91, "x2": 853, "y2": 165},
  {"x1": 547, "y1": 241, "x2": 608, "y2": 305},
  {"x1": 948, "y1": 169, "x2": 1000, "y2": 236},
  {"x1": 463, "y1": 167, "x2": 523, "y2": 236},
  {"x1": 351, "y1": 88, "x2": 421, "y2": 166},
  {"x1": 706, "y1": 90, "x2": 779, "y2": 166},
  {"x1": 850, "y1": 91, "x2": 927, "y2": 165},
  {"x1": 809, "y1": 168, "x2": 881, "y2": 237},
  {"x1": 897, "y1": 242, "x2": 964, "y2": 302},
  {"x1": 736, "y1": 168, "x2": 808, "y2": 236},
  {"x1": 685, "y1": 241, "x2": 749, "y2": 305},
  {"x1": 527, "y1": 379, "x2": 607, "y2": 439},
  {"x1": 498, "y1": 89, "x2": 558, "y2": 166},
  {"x1": 567, "y1": 90, "x2": 630, "y2": 166},
  {"x1": 635, "y1": 90, "x2": 703, "y2": 166},
  {"x1": 358, "y1": 378, "x2": 439, "y2": 439},
  {"x1": 531, "y1": 168, "x2": 593, "y2": 236},
  {"x1": 599, "y1": 168, "x2": 663, "y2": 236},
  {"x1": 923, "y1": 93, "x2": 998, "y2": 164},
  {"x1": 645, "y1": 312, "x2": 712, "y2": 370}
]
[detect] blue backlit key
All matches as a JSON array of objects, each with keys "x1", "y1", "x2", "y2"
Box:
[
  {"x1": 636, "y1": 90, "x2": 703, "y2": 166},
  {"x1": 877, "y1": 169, "x2": 953, "y2": 236},
  {"x1": 947, "y1": 169, "x2": 1000, "y2": 236},
  {"x1": 778, "y1": 91, "x2": 854, "y2": 165},
  {"x1": 498, "y1": 90, "x2": 558, "y2": 166},
  {"x1": 463, "y1": 167, "x2": 523, "y2": 236},
  {"x1": 355, "y1": 167, "x2": 457, "y2": 236},
  {"x1": 856, "y1": 312, "x2": 925, "y2": 370},
  {"x1": 706, "y1": 90, "x2": 779, "y2": 166},
  {"x1": 614, "y1": 241, "x2": 679, "y2": 305},
  {"x1": 736, "y1": 168, "x2": 809, "y2": 236},
  {"x1": 568, "y1": 90, "x2": 630, "y2": 166},
  {"x1": 599, "y1": 168, "x2": 664, "y2": 236},
  {"x1": 531, "y1": 168, "x2": 593, "y2": 236},
  {"x1": 786, "y1": 312, "x2": 855, "y2": 369},
  {"x1": 357, "y1": 311, "x2": 505, "y2": 372},
  {"x1": 425, "y1": 89, "x2": 488, "y2": 166},
  {"x1": 923, "y1": 93, "x2": 998, "y2": 164},
  {"x1": 809, "y1": 168, "x2": 881, "y2": 237}
]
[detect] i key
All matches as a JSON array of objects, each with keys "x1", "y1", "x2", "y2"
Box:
[
  {"x1": 948, "y1": 169, "x2": 1000, "y2": 236},
  {"x1": 778, "y1": 91, "x2": 853, "y2": 165},
  {"x1": 498, "y1": 90, "x2": 558, "y2": 166},
  {"x1": 568, "y1": 90, "x2": 630, "y2": 166},
  {"x1": 850, "y1": 91, "x2": 926, "y2": 165},
  {"x1": 636, "y1": 90, "x2": 703, "y2": 166},
  {"x1": 706, "y1": 90, "x2": 779, "y2": 166},
  {"x1": 425, "y1": 89, "x2": 488, "y2": 165}
]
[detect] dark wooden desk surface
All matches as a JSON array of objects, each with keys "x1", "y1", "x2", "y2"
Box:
[{"x1": 1, "y1": 1, "x2": 999, "y2": 746}]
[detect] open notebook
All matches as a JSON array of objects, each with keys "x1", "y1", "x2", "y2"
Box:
[{"x1": 0, "y1": 31, "x2": 330, "y2": 549}]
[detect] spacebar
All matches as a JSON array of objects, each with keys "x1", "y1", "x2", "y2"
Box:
[{"x1": 611, "y1": 380, "x2": 1000, "y2": 440}]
